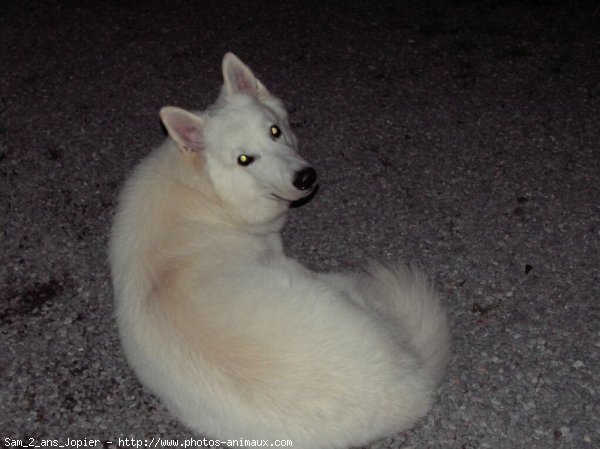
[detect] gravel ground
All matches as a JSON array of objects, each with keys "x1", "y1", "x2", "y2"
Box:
[{"x1": 1, "y1": 1, "x2": 599, "y2": 448}]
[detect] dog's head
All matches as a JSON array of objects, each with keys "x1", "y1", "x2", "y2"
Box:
[{"x1": 160, "y1": 53, "x2": 317, "y2": 229}]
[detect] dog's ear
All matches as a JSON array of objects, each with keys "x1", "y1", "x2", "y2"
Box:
[
  {"x1": 222, "y1": 52, "x2": 270, "y2": 99},
  {"x1": 159, "y1": 106, "x2": 205, "y2": 152}
]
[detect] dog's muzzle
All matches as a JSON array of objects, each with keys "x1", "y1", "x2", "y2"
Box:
[{"x1": 293, "y1": 167, "x2": 317, "y2": 191}]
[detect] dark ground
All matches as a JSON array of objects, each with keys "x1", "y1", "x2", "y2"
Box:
[{"x1": 1, "y1": 1, "x2": 599, "y2": 448}]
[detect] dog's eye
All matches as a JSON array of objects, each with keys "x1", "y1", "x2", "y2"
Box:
[
  {"x1": 237, "y1": 154, "x2": 255, "y2": 166},
  {"x1": 270, "y1": 125, "x2": 281, "y2": 139}
]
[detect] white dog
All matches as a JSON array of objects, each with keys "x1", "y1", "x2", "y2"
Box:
[{"x1": 109, "y1": 53, "x2": 451, "y2": 449}]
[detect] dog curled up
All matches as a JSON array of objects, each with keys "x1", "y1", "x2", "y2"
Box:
[{"x1": 109, "y1": 53, "x2": 451, "y2": 449}]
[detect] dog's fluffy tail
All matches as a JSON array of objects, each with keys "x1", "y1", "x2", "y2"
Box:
[{"x1": 361, "y1": 264, "x2": 451, "y2": 386}]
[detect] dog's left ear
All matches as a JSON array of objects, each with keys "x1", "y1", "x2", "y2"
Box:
[{"x1": 222, "y1": 52, "x2": 270, "y2": 99}]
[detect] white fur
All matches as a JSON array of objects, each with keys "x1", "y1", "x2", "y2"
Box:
[{"x1": 109, "y1": 53, "x2": 451, "y2": 449}]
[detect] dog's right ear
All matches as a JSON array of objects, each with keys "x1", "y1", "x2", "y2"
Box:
[{"x1": 159, "y1": 106, "x2": 205, "y2": 152}]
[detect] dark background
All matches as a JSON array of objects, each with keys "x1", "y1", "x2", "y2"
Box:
[{"x1": 1, "y1": 1, "x2": 599, "y2": 448}]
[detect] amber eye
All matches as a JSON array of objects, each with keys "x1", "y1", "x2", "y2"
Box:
[
  {"x1": 237, "y1": 154, "x2": 255, "y2": 166},
  {"x1": 270, "y1": 125, "x2": 281, "y2": 138}
]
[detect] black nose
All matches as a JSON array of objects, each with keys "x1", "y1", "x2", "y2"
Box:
[{"x1": 293, "y1": 167, "x2": 317, "y2": 191}]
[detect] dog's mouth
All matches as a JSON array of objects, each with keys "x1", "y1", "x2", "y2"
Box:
[{"x1": 271, "y1": 184, "x2": 319, "y2": 208}]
